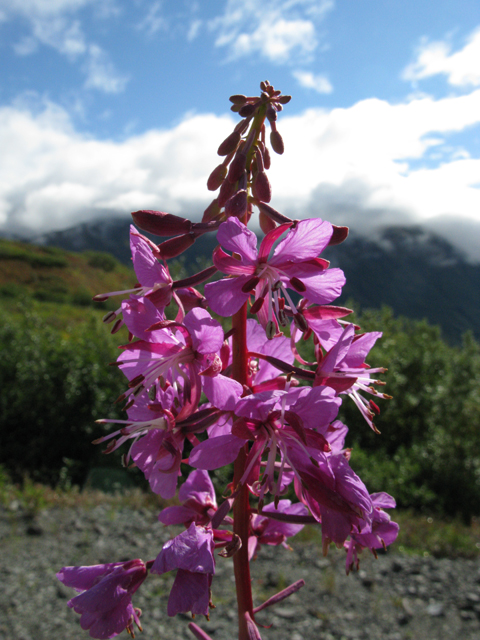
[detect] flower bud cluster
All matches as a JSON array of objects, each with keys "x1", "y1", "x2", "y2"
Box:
[{"x1": 58, "y1": 82, "x2": 398, "y2": 640}]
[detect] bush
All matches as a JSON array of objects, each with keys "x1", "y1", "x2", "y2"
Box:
[
  {"x1": 85, "y1": 251, "x2": 118, "y2": 273},
  {"x1": 0, "y1": 303, "x2": 126, "y2": 486},
  {"x1": 337, "y1": 307, "x2": 480, "y2": 521}
]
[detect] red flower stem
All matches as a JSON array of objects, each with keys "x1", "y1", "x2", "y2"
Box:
[{"x1": 231, "y1": 104, "x2": 267, "y2": 640}]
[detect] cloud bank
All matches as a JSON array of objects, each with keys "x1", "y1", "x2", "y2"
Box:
[{"x1": 1, "y1": 85, "x2": 479, "y2": 260}]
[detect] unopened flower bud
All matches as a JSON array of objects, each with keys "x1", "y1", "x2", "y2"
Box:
[
  {"x1": 218, "y1": 178, "x2": 236, "y2": 207},
  {"x1": 207, "y1": 164, "x2": 228, "y2": 191},
  {"x1": 260, "y1": 80, "x2": 270, "y2": 92},
  {"x1": 234, "y1": 118, "x2": 250, "y2": 134},
  {"x1": 252, "y1": 171, "x2": 271, "y2": 203},
  {"x1": 217, "y1": 130, "x2": 241, "y2": 156},
  {"x1": 202, "y1": 198, "x2": 221, "y2": 222},
  {"x1": 255, "y1": 201, "x2": 292, "y2": 224},
  {"x1": 259, "y1": 210, "x2": 276, "y2": 234},
  {"x1": 254, "y1": 147, "x2": 264, "y2": 172},
  {"x1": 270, "y1": 130, "x2": 284, "y2": 155},
  {"x1": 158, "y1": 233, "x2": 196, "y2": 259},
  {"x1": 224, "y1": 189, "x2": 248, "y2": 219},
  {"x1": 239, "y1": 103, "x2": 257, "y2": 118},
  {"x1": 263, "y1": 145, "x2": 271, "y2": 170},
  {"x1": 328, "y1": 225, "x2": 349, "y2": 246},
  {"x1": 227, "y1": 150, "x2": 247, "y2": 183},
  {"x1": 131, "y1": 210, "x2": 192, "y2": 236},
  {"x1": 266, "y1": 104, "x2": 277, "y2": 122},
  {"x1": 229, "y1": 94, "x2": 247, "y2": 105},
  {"x1": 278, "y1": 95, "x2": 292, "y2": 104}
]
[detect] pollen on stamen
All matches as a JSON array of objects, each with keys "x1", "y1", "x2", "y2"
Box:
[
  {"x1": 265, "y1": 321, "x2": 276, "y2": 339},
  {"x1": 250, "y1": 297, "x2": 265, "y2": 314},
  {"x1": 102, "y1": 311, "x2": 116, "y2": 323}
]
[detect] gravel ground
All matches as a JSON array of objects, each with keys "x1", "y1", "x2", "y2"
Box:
[{"x1": 1, "y1": 504, "x2": 480, "y2": 640}]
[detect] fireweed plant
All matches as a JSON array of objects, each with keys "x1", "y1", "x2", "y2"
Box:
[{"x1": 57, "y1": 82, "x2": 399, "y2": 640}]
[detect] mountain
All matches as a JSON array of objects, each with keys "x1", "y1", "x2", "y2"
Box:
[{"x1": 28, "y1": 216, "x2": 480, "y2": 343}]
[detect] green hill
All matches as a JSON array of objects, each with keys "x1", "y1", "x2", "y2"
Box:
[{"x1": 0, "y1": 237, "x2": 135, "y2": 310}]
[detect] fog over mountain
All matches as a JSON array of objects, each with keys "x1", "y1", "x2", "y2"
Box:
[{"x1": 24, "y1": 215, "x2": 480, "y2": 344}]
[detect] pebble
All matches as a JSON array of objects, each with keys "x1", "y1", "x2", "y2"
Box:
[{"x1": 0, "y1": 505, "x2": 479, "y2": 640}]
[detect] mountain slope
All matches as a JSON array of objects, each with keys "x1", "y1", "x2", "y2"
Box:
[{"x1": 24, "y1": 216, "x2": 480, "y2": 343}]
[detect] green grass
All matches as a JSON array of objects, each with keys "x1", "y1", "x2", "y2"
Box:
[
  {"x1": 1, "y1": 465, "x2": 478, "y2": 558},
  {"x1": 291, "y1": 510, "x2": 480, "y2": 559}
]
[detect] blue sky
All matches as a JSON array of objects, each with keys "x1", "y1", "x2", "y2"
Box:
[{"x1": 1, "y1": 0, "x2": 480, "y2": 259}]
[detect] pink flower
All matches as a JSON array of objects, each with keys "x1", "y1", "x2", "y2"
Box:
[
  {"x1": 94, "y1": 226, "x2": 172, "y2": 333},
  {"x1": 117, "y1": 307, "x2": 242, "y2": 413},
  {"x1": 249, "y1": 499, "x2": 308, "y2": 559},
  {"x1": 314, "y1": 324, "x2": 390, "y2": 431},
  {"x1": 204, "y1": 217, "x2": 345, "y2": 336},
  {"x1": 189, "y1": 386, "x2": 341, "y2": 505},
  {"x1": 344, "y1": 492, "x2": 399, "y2": 574},
  {"x1": 158, "y1": 469, "x2": 217, "y2": 527},
  {"x1": 151, "y1": 523, "x2": 215, "y2": 617},
  {"x1": 56, "y1": 559, "x2": 147, "y2": 639},
  {"x1": 95, "y1": 388, "x2": 229, "y2": 499}
]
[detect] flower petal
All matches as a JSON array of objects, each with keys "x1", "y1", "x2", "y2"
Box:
[
  {"x1": 270, "y1": 219, "x2": 333, "y2": 265},
  {"x1": 217, "y1": 218, "x2": 258, "y2": 264}
]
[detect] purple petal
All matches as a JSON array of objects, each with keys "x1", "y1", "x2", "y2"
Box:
[
  {"x1": 189, "y1": 434, "x2": 245, "y2": 470},
  {"x1": 217, "y1": 218, "x2": 258, "y2": 264},
  {"x1": 178, "y1": 469, "x2": 216, "y2": 503},
  {"x1": 204, "y1": 277, "x2": 250, "y2": 317},
  {"x1": 57, "y1": 564, "x2": 120, "y2": 592},
  {"x1": 213, "y1": 246, "x2": 256, "y2": 276},
  {"x1": 79, "y1": 598, "x2": 134, "y2": 639},
  {"x1": 183, "y1": 308, "x2": 224, "y2": 354},
  {"x1": 130, "y1": 226, "x2": 170, "y2": 288},
  {"x1": 371, "y1": 492, "x2": 396, "y2": 510},
  {"x1": 320, "y1": 324, "x2": 356, "y2": 373},
  {"x1": 292, "y1": 386, "x2": 341, "y2": 432},
  {"x1": 121, "y1": 296, "x2": 164, "y2": 341},
  {"x1": 302, "y1": 318, "x2": 345, "y2": 351},
  {"x1": 262, "y1": 500, "x2": 309, "y2": 538},
  {"x1": 167, "y1": 570, "x2": 211, "y2": 617},
  {"x1": 152, "y1": 524, "x2": 215, "y2": 575},
  {"x1": 270, "y1": 219, "x2": 333, "y2": 265},
  {"x1": 257, "y1": 222, "x2": 292, "y2": 261},
  {"x1": 202, "y1": 374, "x2": 243, "y2": 411},
  {"x1": 343, "y1": 332, "x2": 382, "y2": 368},
  {"x1": 287, "y1": 265, "x2": 346, "y2": 306},
  {"x1": 158, "y1": 505, "x2": 196, "y2": 526}
]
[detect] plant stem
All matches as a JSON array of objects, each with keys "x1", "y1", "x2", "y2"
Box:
[
  {"x1": 231, "y1": 301, "x2": 253, "y2": 640},
  {"x1": 230, "y1": 104, "x2": 267, "y2": 640}
]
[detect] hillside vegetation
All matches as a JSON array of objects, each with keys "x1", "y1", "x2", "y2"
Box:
[
  {"x1": 1, "y1": 238, "x2": 479, "y2": 521},
  {"x1": 0, "y1": 237, "x2": 134, "y2": 307}
]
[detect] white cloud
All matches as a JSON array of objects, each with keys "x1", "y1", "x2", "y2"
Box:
[
  {"x1": 83, "y1": 45, "x2": 129, "y2": 94},
  {"x1": 1, "y1": 89, "x2": 480, "y2": 260},
  {"x1": 1, "y1": 0, "x2": 126, "y2": 93},
  {"x1": 136, "y1": 1, "x2": 167, "y2": 36},
  {"x1": 402, "y1": 26, "x2": 480, "y2": 87},
  {"x1": 209, "y1": 0, "x2": 333, "y2": 63},
  {"x1": 292, "y1": 70, "x2": 333, "y2": 93}
]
